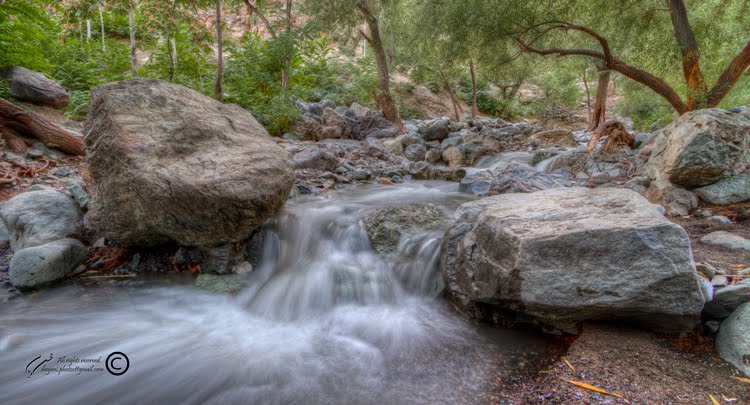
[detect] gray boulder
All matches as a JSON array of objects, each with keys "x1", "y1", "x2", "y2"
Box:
[
  {"x1": 441, "y1": 187, "x2": 704, "y2": 333},
  {"x1": 1, "y1": 187, "x2": 82, "y2": 251},
  {"x1": 1, "y1": 66, "x2": 69, "y2": 108},
  {"x1": 321, "y1": 107, "x2": 353, "y2": 138},
  {"x1": 694, "y1": 172, "x2": 750, "y2": 205},
  {"x1": 716, "y1": 302, "x2": 750, "y2": 377},
  {"x1": 458, "y1": 162, "x2": 563, "y2": 197},
  {"x1": 421, "y1": 118, "x2": 451, "y2": 142},
  {"x1": 364, "y1": 204, "x2": 449, "y2": 257},
  {"x1": 644, "y1": 179, "x2": 698, "y2": 216},
  {"x1": 351, "y1": 110, "x2": 400, "y2": 139},
  {"x1": 293, "y1": 146, "x2": 339, "y2": 171},
  {"x1": 404, "y1": 143, "x2": 427, "y2": 162},
  {"x1": 9, "y1": 238, "x2": 88, "y2": 289},
  {"x1": 644, "y1": 109, "x2": 750, "y2": 188},
  {"x1": 700, "y1": 231, "x2": 750, "y2": 252},
  {"x1": 704, "y1": 279, "x2": 750, "y2": 318},
  {"x1": 84, "y1": 79, "x2": 294, "y2": 247}
]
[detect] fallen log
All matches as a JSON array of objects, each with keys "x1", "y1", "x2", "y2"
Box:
[
  {"x1": 0, "y1": 97, "x2": 85, "y2": 155},
  {"x1": 0, "y1": 124, "x2": 29, "y2": 154}
]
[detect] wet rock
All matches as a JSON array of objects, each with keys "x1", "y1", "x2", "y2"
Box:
[
  {"x1": 716, "y1": 302, "x2": 750, "y2": 377},
  {"x1": 644, "y1": 180, "x2": 698, "y2": 216},
  {"x1": 407, "y1": 161, "x2": 434, "y2": 180},
  {"x1": 363, "y1": 204, "x2": 449, "y2": 257},
  {"x1": 404, "y1": 143, "x2": 427, "y2": 162},
  {"x1": 441, "y1": 187, "x2": 704, "y2": 333},
  {"x1": 9, "y1": 238, "x2": 88, "y2": 289},
  {"x1": 1, "y1": 66, "x2": 69, "y2": 108},
  {"x1": 644, "y1": 109, "x2": 750, "y2": 188},
  {"x1": 1, "y1": 187, "x2": 82, "y2": 251},
  {"x1": 528, "y1": 129, "x2": 578, "y2": 148},
  {"x1": 195, "y1": 274, "x2": 248, "y2": 294},
  {"x1": 694, "y1": 172, "x2": 750, "y2": 205},
  {"x1": 84, "y1": 79, "x2": 293, "y2": 247},
  {"x1": 352, "y1": 169, "x2": 371, "y2": 181},
  {"x1": 704, "y1": 279, "x2": 750, "y2": 318},
  {"x1": 700, "y1": 231, "x2": 750, "y2": 252},
  {"x1": 293, "y1": 146, "x2": 339, "y2": 171}
]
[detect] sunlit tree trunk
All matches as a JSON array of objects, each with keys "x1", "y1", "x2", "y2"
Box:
[
  {"x1": 588, "y1": 69, "x2": 610, "y2": 132},
  {"x1": 214, "y1": 0, "x2": 224, "y2": 102},
  {"x1": 86, "y1": 19, "x2": 91, "y2": 42},
  {"x1": 356, "y1": 0, "x2": 402, "y2": 130},
  {"x1": 98, "y1": 4, "x2": 106, "y2": 51},
  {"x1": 583, "y1": 68, "x2": 591, "y2": 123},
  {"x1": 129, "y1": 3, "x2": 138, "y2": 76},
  {"x1": 470, "y1": 59, "x2": 478, "y2": 119}
]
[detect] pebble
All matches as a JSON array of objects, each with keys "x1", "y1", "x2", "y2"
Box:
[
  {"x1": 696, "y1": 262, "x2": 718, "y2": 278},
  {"x1": 707, "y1": 215, "x2": 732, "y2": 225},
  {"x1": 711, "y1": 275, "x2": 729, "y2": 287}
]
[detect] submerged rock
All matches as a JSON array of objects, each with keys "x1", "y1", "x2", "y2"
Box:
[
  {"x1": 363, "y1": 204, "x2": 449, "y2": 257},
  {"x1": 84, "y1": 79, "x2": 294, "y2": 247},
  {"x1": 195, "y1": 274, "x2": 249, "y2": 294},
  {"x1": 441, "y1": 187, "x2": 704, "y2": 333}
]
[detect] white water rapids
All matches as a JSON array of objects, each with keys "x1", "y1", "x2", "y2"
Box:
[{"x1": 0, "y1": 181, "x2": 547, "y2": 404}]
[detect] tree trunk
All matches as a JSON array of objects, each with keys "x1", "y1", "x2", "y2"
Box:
[
  {"x1": 356, "y1": 1, "x2": 402, "y2": 130},
  {"x1": 171, "y1": 38, "x2": 178, "y2": 73},
  {"x1": 214, "y1": 0, "x2": 223, "y2": 102},
  {"x1": 98, "y1": 4, "x2": 106, "y2": 51},
  {"x1": 281, "y1": 0, "x2": 292, "y2": 92},
  {"x1": 583, "y1": 68, "x2": 591, "y2": 122},
  {"x1": 388, "y1": 27, "x2": 395, "y2": 66},
  {"x1": 469, "y1": 59, "x2": 478, "y2": 119},
  {"x1": 666, "y1": 0, "x2": 707, "y2": 110},
  {"x1": 86, "y1": 19, "x2": 91, "y2": 42},
  {"x1": 0, "y1": 99, "x2": 86, "y2": 156},
  {"x1": 129, "y1": 3, "x2": 138, "y2": 77},
  {"x1": 440, "y1": 72, "x2": 461, "y2": 121},
  {"x1": 588, "y1": 69, "x2": 610, "y2": 132},
  {"x1": 0, "y1": 125, "x2": 29, "y2": 154}
]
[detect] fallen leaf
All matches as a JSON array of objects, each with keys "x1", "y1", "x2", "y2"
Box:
[
  {"x1": 565, "y1": 379, "x2": 623, "y2": 399},
  {"x1": 722, "y1": 394, "x2": 737, "y2": 402},
  {"x1": 562, "y1": 357, "x2": 576, "y2": 373},
  {"x1": 734, "y1": 377, "x2": 750, "y2": 384},
  {"x1": 708, "y1": 394, "x2": 720, "y2": 405}
]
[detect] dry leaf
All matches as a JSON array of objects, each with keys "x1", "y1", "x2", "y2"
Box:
[
  {"x1": 562, "y1": 357, "x2": 576, "y2": 373},
  {"x1": 722, "y1": 394, "x2": 737, "y2": 402},
  {"x1": 565, "y1": 379, "x2": 623, "y2": 399},
  {"x1": 734, "y1": 376, "x2": 750, "y2": 384},
  {"x1": 708, "y1": 394, "x2": 720, "y2": 405}
]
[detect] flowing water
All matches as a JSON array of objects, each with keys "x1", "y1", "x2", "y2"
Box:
[{"x1": 0, "y1": 181, "x2": 548, "y2": 404}]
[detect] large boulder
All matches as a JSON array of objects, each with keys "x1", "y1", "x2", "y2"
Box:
[
  {"x1": 644, "y1": 109, "x2": 750, "y2": 188},
  {"x1": 9, "y1": 238, "x2": 88, "y2": 289},
  {"x1": 420, "y1": 118, "x2": 451, "y2": 142},
  {"x1": 364, "y1": 204, "x2": 449, "y2": 257},
  {"x1": 84, "y1": 79, "x2": 294, "y2": 247},
  {"x1": 441, "y1": 187, "x2": 704, "y2": 333},
  {"x1": 1, "y1": 66, "x2": 69, "y2": 108},
  {"x1": 716, "y1": 302, "x2": 750, "y2": 377},
  {"x1": 694, "y1": 172, "x2": 750, "y2": 205},
  {"x1": 321, "y1": 107, "x2": 353, "y2": 139},
  {"x1": 0, "y1": 186, "x2": 82, "y2": 251}
]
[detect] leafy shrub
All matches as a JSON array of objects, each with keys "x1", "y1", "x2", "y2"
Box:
[
  {"x1": 616, "y1": 81, "x2": 676, "y2": 131},
  {"x1": 65, "y1": 90, "x2": 90, "y2": 121}
]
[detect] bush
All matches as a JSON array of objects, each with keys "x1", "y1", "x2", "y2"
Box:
[{"x1": 616, "y1": 81, "x2": 676, "y2": 131}]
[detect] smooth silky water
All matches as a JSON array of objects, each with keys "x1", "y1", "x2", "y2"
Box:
[{"x1": 0, "y1": 181, "x2": 547, "y2": 404}]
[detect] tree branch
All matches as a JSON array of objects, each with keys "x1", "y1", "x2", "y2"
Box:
[
  {"x1": 706, "y1": 39, "x2": 750, "y2": 107},
  {"x1": 243, "y1": 0, "x2": 276, "y2": 38}
]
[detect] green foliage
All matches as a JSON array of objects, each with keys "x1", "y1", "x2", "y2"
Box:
[
  {"x1": 65, "y1": 90, "x2": 90, "y2": 120},
  {"x1": 224, "y1": 33, "x2": 340, "y2": 135},
  {"x1": 0, "y1": 0, "x2": 53, "y2": 72},
  {"x1": 0, "y1": 79, "x2": 11, "y2": 99},
  {"x1": 616, "y1": 81, "x2": 676, "y2": 131}
]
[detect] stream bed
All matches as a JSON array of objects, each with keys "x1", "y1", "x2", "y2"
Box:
[{"x1": 0, "y1": 181, "x2": 549, "y2": 404}]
